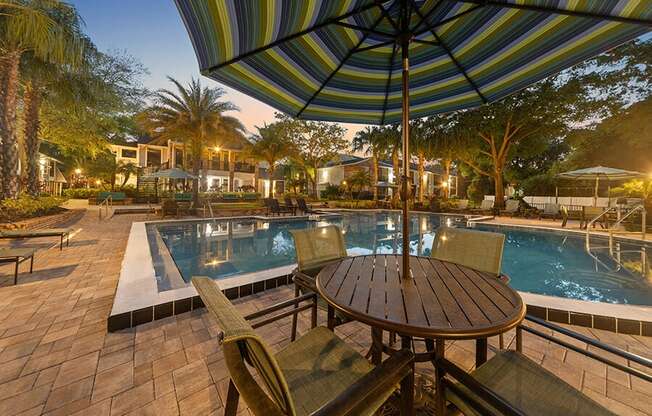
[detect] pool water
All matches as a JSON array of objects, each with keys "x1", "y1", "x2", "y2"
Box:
[{"x1": 153, "y1": 212, "x2": 652, "y2": 306}]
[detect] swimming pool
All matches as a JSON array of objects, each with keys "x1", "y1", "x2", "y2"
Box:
[{"x1": 152, "y1": 212, "x2": 652, "y2": 306}]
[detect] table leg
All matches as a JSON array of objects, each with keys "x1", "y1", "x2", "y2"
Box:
[
  {"x1": 400, "y1": 335, "x2": 414, "y2": 416},
  {"x1": 371, "y1": 327, "x2": 383, "y2": 365},
  {"x1": 476, "y1": 338, "x2": 488, "y2": 367},
  {"x1": 434, "y1": 339, "x2": 446, "y2": 416},
  {"x1": 327, "y1": 305, "x2": 335, "y2": 331},
  {"x1": 14, "y1": 259, "x2": 19, "y2": 285}
]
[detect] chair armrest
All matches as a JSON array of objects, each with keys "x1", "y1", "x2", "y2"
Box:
[
  {"x1": 310, "y1": 349, "x2": 414, "y2": 416},
  {"x1": 243, "y1": 292, "x2": 317, "y2": 330}
]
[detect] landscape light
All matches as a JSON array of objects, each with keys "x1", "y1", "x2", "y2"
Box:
[
  {"x1": 214, "y1": 146, "x2": 221, "y2": 153},
  {"x1": 95, "y1": 180, "x2": 102, "y2": 185},
  {"x1": 75, "y1": 168, "x2": 82, "y2": 174}
]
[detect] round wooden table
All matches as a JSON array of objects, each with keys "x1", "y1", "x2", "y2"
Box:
[
  {"x1": 316, "y1": 254, "x2": 526, "y2": 414},
  {"x1": 316, "y1": 254, "x2": 526, "y2": 364}
]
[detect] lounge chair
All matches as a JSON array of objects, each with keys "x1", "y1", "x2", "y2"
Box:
[
  {"x1": 192, "y1": 276, "x2": 415, "y2": 416},
  {"x1": 440, "y1": 314, "x2": 635, "y2": 416},
  {"x1": 161, "y1": 199, "x2": 179, "y2": 218},
  {"x1": 499, "y1": 199, "x2": 520, "y2": 217},
  {"x1": 539, "y1": 203, "x2": 567, "y2": 224},
  {"x1": 296, "y1": 198, "x2": 320, "y2": 214},
  {"x1": 581, "y1": 206, "x2": 610, "y2": 229},
  {"x1": 284, "y1": 196, "x2": 299, "y2": 214},
  {"x1": 0, "y1": 248, "x2": 35, "y2": 285},
  {"x1": 470, "y1": 199, "x2": 494, "y2": 215},
  {"x1": 289, "y1": 225, "x2": 350, "y2": 341},
  {"x1": 449, "y1": 199, "x2": 469, "y2": 212},
  {"x1": 0, "y1": 228, "x2": 71, "y2": 250},
  {"x1": 266, "y1": 198, "x2": 294, "y2": 216}
]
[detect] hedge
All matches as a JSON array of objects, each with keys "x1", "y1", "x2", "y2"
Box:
[{"x1": 0, "y1": 196, "x2": 67, "y2": 222}]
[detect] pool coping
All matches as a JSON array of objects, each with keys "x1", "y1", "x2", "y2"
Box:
[{"x1": 108, "y1": 213, "x2": 652, "y2": 336}]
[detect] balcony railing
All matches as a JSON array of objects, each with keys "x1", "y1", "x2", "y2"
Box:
[{"x1": 235, "y1": 162, "x2": 255, "y2": 173}]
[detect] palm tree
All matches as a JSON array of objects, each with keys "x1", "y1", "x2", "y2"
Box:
[
  {"x1": 246, "y1": 122, "x2": 294, "y2": 198},
  {"x1": 138, "y1": 77, "x2": 245, "y2": 205},
  {"x1": 409, "y1": 119, "x2": 432, "y2": 203},
  {"x1": 424, "y1": 114, "x2": 461, "y2": 199},
  {"x1": 351, "y1": 126, "x2": 388, "y2": 201},
  {"x1": 0, "y1": 0, "x2": 85, "y2": 198},
  {"x1": 117, "y1": 161, "x2": 138, "y2": 187},
  {"x1": 376, "y1": 125, "x2": 402, "y2": 204}
]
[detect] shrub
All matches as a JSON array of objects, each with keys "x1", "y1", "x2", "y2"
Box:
[
  {"x1": 0, "y1": 196, "x2": 67, "y2": 222},
  {"x1": 331, "y1": 200, "x2": 376, "y2": 209},
  {"x1": 63, "y1": 188, "x2": 104, "y2": 199},
  {"x1": 320, "y1": 183, "x2": 342, "y2": 200}
]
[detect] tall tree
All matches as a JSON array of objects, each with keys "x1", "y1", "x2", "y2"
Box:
[
  {"x1": 246, "y1": 118, "x2": 295, "y2": 197},
  {"x1": 0, "y1": 0, "x2": 84, "y2": 198},
  {"x1": 138, "y1": 77, "x2": 245, "y2": 205},
  {"x1": 423, "y1": 114, "x2": 463, "y2": 199},
  {"x1": 351, "y1": 126, "x2": 388, "y2": 201},
  {"x1": 283, "y1": 115, "x2": 347, "y2": 199}
]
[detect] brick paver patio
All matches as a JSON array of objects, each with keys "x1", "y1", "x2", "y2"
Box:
[{"x1": 0, "y1": 209, "x2": 650, "y2": 415}]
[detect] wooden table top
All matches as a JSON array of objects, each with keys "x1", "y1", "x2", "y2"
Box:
[{"x1": 316, "y1": 254, "x2": 526, "y2": 339}]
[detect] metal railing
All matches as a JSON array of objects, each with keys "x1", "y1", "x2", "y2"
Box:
[
  {"x1": 584, "y1": 206, "x2": 616, "y2": 251},
  {"x1": 98, "y1": 195, "x2": 113, "y2": 220}
]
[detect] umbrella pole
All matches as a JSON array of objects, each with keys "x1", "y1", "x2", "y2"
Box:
[{"x1": 400, "y1": 14, "x2": 411, "y2": 277}]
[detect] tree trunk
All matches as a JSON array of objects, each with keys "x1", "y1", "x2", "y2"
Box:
[
  {"x1": 494, "y1": 170, "x2": 505, "y2": 209},
  {"x1": 310, "y1": 166, "x2": 318, "y2": 200},
  {"x1": 371, "y1": 155, "x2": 378, "y2": 201},
  {"x1": 23, "y1": 81, "x2": 42, "y2": 196},
  {"x1": 417, "y1": 153, "x2": 425, "y2": 203},
  {"x1": 1, "y1": 50, "x2": 22, "y2": 199},
  {"x1": 443, "y1": 159, "x2": 451, "y2": 199},
  {"x1": 269, "y1": 165, "x2": 275, "y2": 198},
  {"x1": 392, "y1": 149, "x2": 400, "y2": 205}
]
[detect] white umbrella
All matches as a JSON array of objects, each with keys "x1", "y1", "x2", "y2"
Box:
[{"x1": 557, "y1": 166, "x2": 644, "y2": 205}]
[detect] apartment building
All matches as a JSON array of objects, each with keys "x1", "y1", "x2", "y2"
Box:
[{"x1": 317, "y1": 155, "x2": 457, "y2": 198}]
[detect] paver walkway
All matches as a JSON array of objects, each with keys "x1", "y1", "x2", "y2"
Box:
[{"x1": 0, "y1": 210, "x2": 649, "y2": 415}]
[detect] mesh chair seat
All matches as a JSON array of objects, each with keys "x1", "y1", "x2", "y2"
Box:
[
  {"x1": 276, "y1": 326, "x2": 398, "y2": 416},
  {"x1": 447, "y1": 351, "x2": 616, "y2": 416}
]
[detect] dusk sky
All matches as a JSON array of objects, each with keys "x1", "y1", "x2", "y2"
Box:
[{"x1": 70, "y1": 0, "x2": 365, "y2": 141}]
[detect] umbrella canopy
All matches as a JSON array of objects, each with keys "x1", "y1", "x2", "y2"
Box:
[
  {"x1": 143, "y1": 168, "x2": 198, "y2": 180},
  {"x1": 557, "y1": 166, "x2": 645, "y2": 181},
  {"x1": 175, "y1": 0, "x2": 651, "y2": 275}
]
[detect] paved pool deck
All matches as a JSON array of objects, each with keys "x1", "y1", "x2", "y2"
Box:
[{"x1": 0, "y1": 209, "x2": 649, "y2": 415}]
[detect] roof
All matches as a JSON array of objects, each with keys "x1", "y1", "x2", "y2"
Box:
[{"x1": 321, "y1": 155, "x2": 448, "y2": 175}]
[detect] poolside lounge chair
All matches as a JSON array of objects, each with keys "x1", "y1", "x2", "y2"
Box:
[
  {"x1": 499, "y1": 199, "x2": 520, "y2": 217},
  {"x1": 0, "y1": 228, "x2": 71, "y2": 250},
  {"x1": 192, "y1": 276, "x2": 415, "y2": 416},
  {"x1": 449, "y1": 199, "x2": 469, "y2": 212},
  {"x1": 266, "y1": 198, "x2": 294, "y2": 216},
  {"x1": 581, "y1": 206, "x2": 608, "y2": 229},
  {"x1": 0, "y1": 248, "x2": 35, "y2": 285},
  {"x1": 289, "y1": 225, "x2": 349, "y2": 341},
  {"x1": 470, "y1": 199, "x2": 494, "y2": 215},
  {"x1": 283, "y1": 196, "x2": 299, "y2": 214},
  {"x1": 539, "y1": 203, "x2": 569, "y2": 226},
  {"x1": 296, "y1": 197, "x2": 320, "y2": 214}
]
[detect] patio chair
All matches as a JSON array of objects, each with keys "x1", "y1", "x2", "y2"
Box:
[
  {"x1": 289, "y1": 225, "x2": 349, "y2": 341},
  {"x1": 192, "y1": 276, "x2": 415, "y2": 416},
  {"x1": 161, "y1": 199, "x2": 179, "y2": 218},
  {"x1": 296, "y1": 198, "x2": 320, "y2": 214},
  {"x1": 438, "y1": 314, "x2": 642, "y2": 416},
  {"x1": 0, "y1": 228, "x2": 71, "y2": 250},
  {"x1": 431, "y1": 227, "x2": 505, "y2": 277},
  {"x1": 0, "y1": 248, "x2": 35, "y2": 285},
  {"x1": 266, "y1": 198, "x2": 295, "y2": 216},
  {"x1": 470, "y1": 199, "x2": 494, "y2": 215},
  {"x1": 499, "y1": 199, "x2": 520, "y2": 217}
]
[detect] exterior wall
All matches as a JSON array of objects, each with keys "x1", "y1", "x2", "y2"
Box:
[{"x1": 317, "y1": 166, "x2": 345, "y2": 190}]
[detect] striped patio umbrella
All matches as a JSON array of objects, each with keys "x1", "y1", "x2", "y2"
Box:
[{"x1": 175, "y1": 0, "x2": 651, "y2": 275}]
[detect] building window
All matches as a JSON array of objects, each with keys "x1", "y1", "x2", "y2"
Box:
[
  {"x1": 175, "y1": 148, "x2": 184, "y2": 168},
  {"x1": 146, "y1": 149, "x2": 161, "y2": 167},
  {"x1": 121, "y1": 148, "x2": 137, "y2": 159}
]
